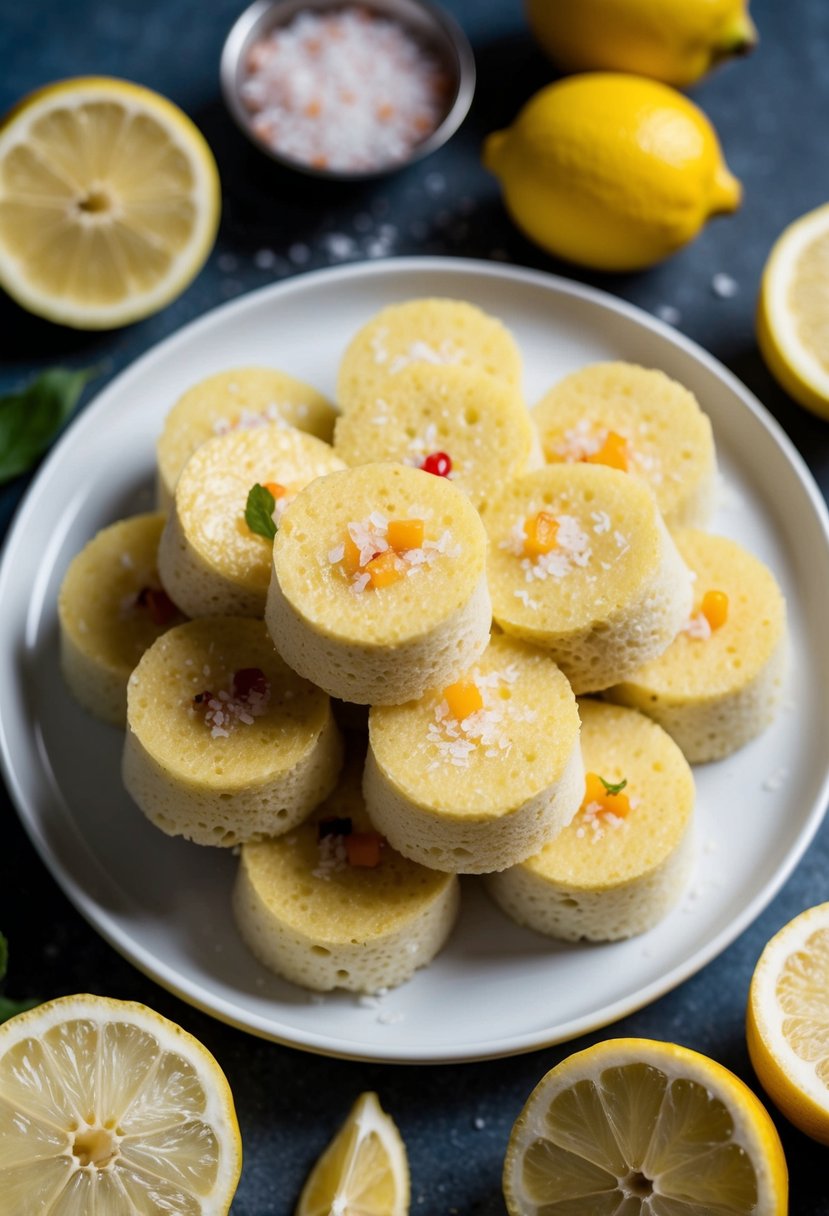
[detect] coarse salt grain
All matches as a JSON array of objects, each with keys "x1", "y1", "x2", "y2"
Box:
[{"x1": 240, "y1": 7, "x2": 450, "y2": 173}]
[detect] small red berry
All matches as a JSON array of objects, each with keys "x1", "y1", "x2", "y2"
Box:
[
  {"x1": 420, "y1": 451, "x2": 452, "y2": 477},
  {"x1": 232, "y1": 667, "x2": 270, "y2": 700}
]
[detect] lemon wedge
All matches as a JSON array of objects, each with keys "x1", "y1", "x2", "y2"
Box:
[
  {"x1": 296, "y1": 1091, "x2": 409, "y2": 1216},
  {"x1": 503, "y1": 1037, "x2": 787, "y2": 1215},
  {"x1": 0, "y1": 994, "x2": 241, "y2": 1215},
  {"x1": 0, "y1": 77, "x2": 220, "y2": 329},
  {"x1": 747, "y1": 902, "x2": 829, "y2": 1143},
  {"x1": 757, "y1": 202, "x2": 829, "y2": 419}
]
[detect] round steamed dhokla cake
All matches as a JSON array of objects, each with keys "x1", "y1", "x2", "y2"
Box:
[
  {"x1": 58, "y1": 512, "x2": 186, "y2": 726},
  {"x1": 336, "y1": 297, "x2": 523, "y2": 414},
  {"x1": 233, "y1": 754, "x2": 459, "y2": 993},
  {"x1": 158, "y1": 426, "x2": 345, "y2": 619},
  {"x1": 123, "y1": 617, "x2": 343, "y2": 846},
  {"x1": 485, "y1": 699, "x2": 695, "y2": 941},
  {"x1": 333, "y1": 363, "x2": 539, "y2": 511},
  {"x1": 604, "y1": 530, "x2": 787, "y2": 763},
  {"x1": 533, "y1": 362, "x2": 717, "y2": 530},
  {"x1": 485, "y1": 463, "x2": 692, "y2": 694},
  {"x1": 364, "y1": 634, "x2": 583, "y2": 874},
  {"x1": 156, "y1": 367, "x2": 337, "y2": 510},
  {"x1": 266, "y1": 462, "x2": 491, "y2": 705}
]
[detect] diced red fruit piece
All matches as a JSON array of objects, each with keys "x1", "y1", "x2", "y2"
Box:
[
  {"x1": 345, "y1": 832, "x2": 384, "y2": 867},
  {"x1": 193, "y1": 690, "x2": 213, "y2": 706},
  {"x1": 232, "y1": 667, "x2": 270, "y2": 700},
  {"x1": 420, "y1": 451, "x2": 452, "y2": 477},
  {"x1": 136, "y1": 586, "x2": 178, "y2": 626}
]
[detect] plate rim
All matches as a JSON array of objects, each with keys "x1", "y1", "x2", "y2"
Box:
[{"x1": 2, "y1": 254, "x2": 829, "y2": 1064}]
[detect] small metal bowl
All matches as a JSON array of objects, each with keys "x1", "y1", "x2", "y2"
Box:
[{"x1": 220, "y1": 0, "x2": 476, "y2": 181}]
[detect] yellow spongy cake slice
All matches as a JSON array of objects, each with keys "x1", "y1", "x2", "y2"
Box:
[
  {"x1": 266, "y1": 462, "x2": 491, "y2": 705},
  {"x1": 532, "y1": 362, "x2": 717, "y2": 530},
  {"x1": 233, "y1": 753, "x2": 460, "y2": 993},
  {"x1": 158, "y1": 426, "x2": 344, "y2": 619},
  {"x1": 485, "y1": 699, "x2": 695, "y2": 941},
  {"x1": 333, "y1": 363, "x2": 539, "y2": 511},
  {"x1": 156, "y1": 366, "x2": 337, "y2": 510},
  {"x1": 485, "y1": 463, "x2": 692, "y2": 693},
  {"x1": 605, "y1": 530, "x2": 787, "y2": 763},
  {"x1": 365, "y1": 634, "x2": 583, "y2": 874},
  {"x1": 58, "y1": 512, "x2": 186, "y2": 726},
  {"x1": 123, "y1": 617, "x2": 342, "y2": 846},
  {"x1": 336, "y1": 297, "x2": 523, "y2": 413}
]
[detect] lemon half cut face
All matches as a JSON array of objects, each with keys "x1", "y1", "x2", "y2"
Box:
[
  {"x1": 0, "y1": 995, "x2": 242, "y2": 1215},
  {"x1": 0, "y1": 77, "x2": 220, "y2": 329}
]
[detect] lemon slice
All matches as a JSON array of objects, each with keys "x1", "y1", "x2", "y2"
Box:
[
  {"x1": 296, "y1": 1091, "x2": 409, "y2": 1216},
  {"x1": 0, "y1": 994, "x2": 241, "y2": 1215},
  {"x1": 0, "y1": 77, "x2": 220, "y2": 328},
  {"x1": 503, "y1": 1038, "x2": 787, "y2": 1216},
  {"x1": 747, "y1": 902, "x2": 829, "y2": 1144},
  {"x1": 757, "y1": 202, "x2": 829, "y2": 420}
]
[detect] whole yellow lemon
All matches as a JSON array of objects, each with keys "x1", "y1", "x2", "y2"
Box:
[
  {"x1": 526, "y1": 0, "x2": 757, "y2": 88},
  {"x1": 483, "y1": 73, "x2": 741, "y2": 273}
]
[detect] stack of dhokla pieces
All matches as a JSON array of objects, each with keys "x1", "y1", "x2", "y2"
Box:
[{"x1": 58, "y1": 299, "x2": 787, "y2": 995}]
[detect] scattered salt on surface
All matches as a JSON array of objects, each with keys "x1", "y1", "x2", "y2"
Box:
[{"x1": 711, "y1": 272, "x2": 739, "y2": 299}]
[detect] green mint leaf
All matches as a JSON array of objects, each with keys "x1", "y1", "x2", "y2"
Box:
[
  {"x1": 600, "y1": 776, "x2": 628, "y2": 796},
  {"x1": 0, "y1": 932, "x2": 7, "y2": 983},
  {"x1": 0, "y1": 995, "x2": 40, "y2": 1024},
  {"x1": 245, "y1": 483, "x2": 277, "y2": 540},
  {"x1": 0, "y1": 367, "x2": 96, "y2": 485}
]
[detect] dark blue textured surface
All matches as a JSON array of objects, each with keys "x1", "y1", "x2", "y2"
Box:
[{"x1": 1, "y1": 1, "x2": 829, "y2": 1212}]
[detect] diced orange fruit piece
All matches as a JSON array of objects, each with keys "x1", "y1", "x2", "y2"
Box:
[
  {"x1": 700, "y1": 589, "x2": 729, "y2": 630},
  {"x1": 581, "y1": 771, "x2": 631, "y2": 818},
  {"x1": 365, "y1": 551, "x2": 403, "y2": 589},
  {"x1": 263, "y1": 481, "x2": 287, "y2": 499},
  {"x1": 443, "y1": 680, "x2": 484, "y2": 721},
  {"x1": 586, "y1": 430, "x2": 630, "y2": 472},
  {"x1": 523, "y1": 511, "x2": 559, "y2": 557},
  {"x1": 341, "y1": 533, "x2": 363, "y2": 576},
  {"x1": 345, "y1": 832, "x2": 384, "y2": 868},
  {"x1": 387, "y1": 518, "x2": 424, "y2": 552}
]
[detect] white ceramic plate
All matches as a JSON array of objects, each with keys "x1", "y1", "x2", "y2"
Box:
[{"x1": 2, "y1": 258, "x2": 828, "y2": 1063}]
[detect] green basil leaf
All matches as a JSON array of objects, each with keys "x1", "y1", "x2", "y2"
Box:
[
  {"x1": 0, "y1": 932, "x2": 7, "y2": 983},
  {"x1": 245, "y1": 483, "x2": 277, "y2": 540},
  {"x1": 0, "y1": 995, "x2": 40, "y2": 1024},
  {"x1": 0, "y1": 367, "x2": 96, "y2": 485},
  {"x1": 599, "y1": 776, "x2": 628, "y2": 796}
]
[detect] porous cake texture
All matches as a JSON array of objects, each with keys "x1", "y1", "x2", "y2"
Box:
[
  {"x1": 59, "y1": 512, "x2": 185, "y2": 726},
  {"x1": 532, "y1": 361, "x2": 717, "y2": 530},
  {"x1": 233, "y1": 756, "x2": 459, "y2": 992},
  {"x1": 124, "y1": 617, "x2": 342, "y2": 846},
  {"x1": 365, "y1": 634, "x2": 583, "y2": 873},
  {"x1": 334, "y1": 363, "x2": 538, "y2": 510},
  {"x1": 158, "y1": 426, "x2": 344, "y2": 618},
  {"x1": 266, "y1": 462, "x2": 491, "y2": 704},
  {"x1": 486, "y1": 463, "x2": 692, "y2": 693},
  {"x1": 156, "y1": 366, "x2": 336, "y2": 510},
  {"x1": 486, "y1": 699, "x2": 695, "y2": 941},
  {"x1": 336, "y1": 297, "x2": 523, "y2": 413},
  {"x1": 605, "y1": 530, "x2": 787, "y2": 762}
]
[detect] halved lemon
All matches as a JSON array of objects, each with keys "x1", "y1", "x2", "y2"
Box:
[
  {"x1": 0, "y1": 77, "x2": 220, "y2": 329},
  {"x1": 503, "y1": 1037, "x2": 787, "y2": 1215},
  {"x1": 748, "y1": 901, "x2": 829, "y2": 1144},
  {"x1": 757, "y1": 202, "x2": 829, "y2": 420},
  {"x1": 296, "y1": 1091, "x2": 409, "y2": 1216},
  {"x1": 0, "y1": 994, "x2": 241, "y2": 1214}
]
